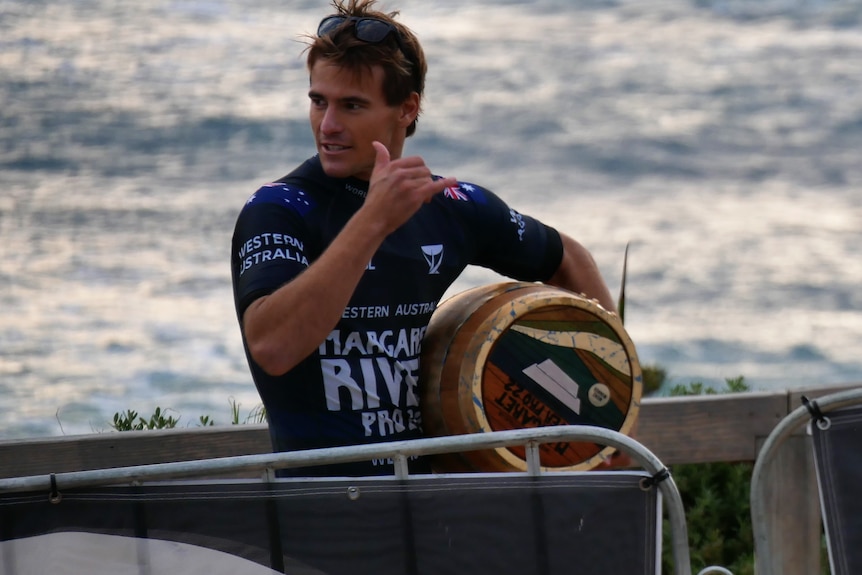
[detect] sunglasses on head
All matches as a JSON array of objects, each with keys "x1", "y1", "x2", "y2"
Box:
[{"x1": 317, "y1": 15, "x2": 409, "y2": 57}]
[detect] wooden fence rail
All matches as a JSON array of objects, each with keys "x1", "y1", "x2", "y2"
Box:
[{"x1": 1, "y1": 382, "x2": 859, "y2": 574}]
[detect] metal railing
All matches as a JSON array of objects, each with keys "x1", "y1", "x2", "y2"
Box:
[{"x1": 0, "y1": 425, "x2": 705, "y2": 575}]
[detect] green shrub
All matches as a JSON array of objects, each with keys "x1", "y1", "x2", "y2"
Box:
[
  {"x1": 110, "y1": 406, "x2": 179, "y2": 431},
  {"x1": 642, "y1": 363, "x2": 667, "y2": 395},
  {"x1": 661, "y1": 376, "x2": 755, "y2": 575},
  {"x1": 109, "y1": 398, "x2": 266, "y2": 431}
]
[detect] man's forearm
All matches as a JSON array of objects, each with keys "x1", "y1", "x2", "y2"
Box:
[{"x1": 242, "y1": 210, "x2": 388, "y2": 376}]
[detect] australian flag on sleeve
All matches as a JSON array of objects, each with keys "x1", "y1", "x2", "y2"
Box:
[
  {"x1": 443, "y1": 181, "x2": 487, "y2": 204},
  {"x1": 246, "y1": 183, "x2": 315, "y2": 216}
]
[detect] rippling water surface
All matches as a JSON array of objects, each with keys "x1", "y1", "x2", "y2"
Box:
[{"x1": 2, "y1": 0, "x2": 862, "y2": 438}]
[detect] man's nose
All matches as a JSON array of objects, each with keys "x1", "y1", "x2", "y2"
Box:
[{"x1": 320, "y1": 107, "x2": 342, "y2": 134}]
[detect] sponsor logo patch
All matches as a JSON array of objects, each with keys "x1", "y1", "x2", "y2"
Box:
[{"x1": 421, "y1": 244, "x2": 444, "y2": 274}]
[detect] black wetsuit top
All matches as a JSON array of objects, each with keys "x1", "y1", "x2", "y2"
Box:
[{"x1": 231, "y1": 156, "x2": 563, "y2": 476}]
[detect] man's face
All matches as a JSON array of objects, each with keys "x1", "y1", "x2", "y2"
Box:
[{"x1": 308, "y1": 60, "x2": 409, "y2": 181}]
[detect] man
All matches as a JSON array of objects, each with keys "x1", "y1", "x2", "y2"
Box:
[{"x1": 231, "y1": 0, "x2": 616, "y2": 476}]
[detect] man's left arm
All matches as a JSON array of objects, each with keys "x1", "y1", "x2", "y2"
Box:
[
  {"x1": 548, "y1": 232, "x2": 638, "y2": 469},
  {"x1": 546, "y1": 231, "x2": 617, "y2": 314}
]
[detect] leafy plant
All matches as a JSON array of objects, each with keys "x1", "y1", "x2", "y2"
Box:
[
  {"x1": 110, "y1": 398, "x2": 266, "y2": 432},
  {"x1": 110, "y1": 406, "x2": 179, "y2": 431},
  {"x1": 642, "y1": 363, "x2": 667, "y2": 395},
  {"x1": 228, "y1": 396, "x2": 267, "y2": 425},
  {"x1": 661, "y1": 375, "x2": 756, "y2": 575}
]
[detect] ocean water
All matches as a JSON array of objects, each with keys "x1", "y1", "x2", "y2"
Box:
[{"x1": 2, "y1": 0, "x2": 862, "y2": 439}]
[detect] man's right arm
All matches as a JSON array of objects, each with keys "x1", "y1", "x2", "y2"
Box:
[
  {"x1": 242, "y1": 204, "x2": 388, "y2": 376},
  {"x1": 242, "y1": 143, "x2": 457, "y2": 376}
]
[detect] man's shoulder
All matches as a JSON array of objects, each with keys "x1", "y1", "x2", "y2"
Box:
[
  {"x1": 240, "y1": 157, "x2": 328, "y2": 216},
  {"x1": 242, "y1": 182, "x2": 316, "y2": 216}
]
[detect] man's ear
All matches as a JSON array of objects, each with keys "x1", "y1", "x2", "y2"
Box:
[{"x1": 399, "y1": 92, "x2": 420, "y2": 128}]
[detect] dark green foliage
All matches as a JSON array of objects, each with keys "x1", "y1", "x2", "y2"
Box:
[
  {"x1": 617, "y1": 242, "x2": 630, "y2": 325},
  {"x1": 667, "y1": 459, "x2": 755, "y2": 574},
  {"x1": 110, "y1": 406, "x2": 179, "y2": 431},
  {"x1": 110, "y1": 398, "x2": 266, "y2": 431},
  {"x1": 642, "y1": 364, "x2": 667, "y2": 395},
  {"x1": 669, "y1": 375, "x2": 749, "y2": 397},
  {"x1": 228, "y1": 397, "x2": 267, "y2": 425},
  {"x1": 660, "y1": 376, "x2": 756, "y2": 575}
]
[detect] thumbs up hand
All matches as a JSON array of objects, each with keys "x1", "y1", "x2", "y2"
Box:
[{"x1": 364, "y1": 141, "x2": 458, "y2": 236}]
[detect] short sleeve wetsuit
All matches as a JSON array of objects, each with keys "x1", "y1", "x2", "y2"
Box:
[{"x1": 231, "y1": 156, "x2": 564, "y2": 476}]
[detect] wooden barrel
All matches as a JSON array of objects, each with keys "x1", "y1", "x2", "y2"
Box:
[{"x1": 420, "y1": 282, "x2": 642, "y2": 472}]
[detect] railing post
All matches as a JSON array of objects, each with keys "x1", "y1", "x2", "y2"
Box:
[{"x1": 757, "y1": 433, "x2": 821, "y2": 575}]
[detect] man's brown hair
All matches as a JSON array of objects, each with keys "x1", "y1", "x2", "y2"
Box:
[{"x1": 308, "y1": 0, "x2": 426, "y2": 137}]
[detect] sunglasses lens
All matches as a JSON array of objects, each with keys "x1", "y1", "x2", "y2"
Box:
[
  {"x1": 354, "y1": 19, "x2": 394, "y2": 43},
  {"x1": 317, "y1": 15, "x2": 346, "y2": 37},
  {"x1": 317, "y1": 16, "x2": 397, "y2": 45}
]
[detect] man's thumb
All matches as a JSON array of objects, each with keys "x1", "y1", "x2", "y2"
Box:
[{"x1": 372, "y1": 141, "x2": 390, "y2": 170}]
